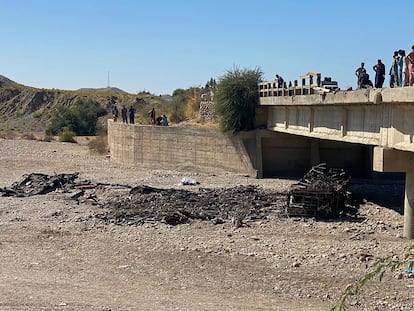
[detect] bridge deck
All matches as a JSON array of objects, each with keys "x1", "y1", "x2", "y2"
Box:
[{"x1": 259, "y1": 87, "x2": 414, "y2": 152}]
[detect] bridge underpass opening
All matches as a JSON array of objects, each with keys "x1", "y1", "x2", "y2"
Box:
[{"x1": 261, "y1": 132, "x2": 372, "y2": 178}]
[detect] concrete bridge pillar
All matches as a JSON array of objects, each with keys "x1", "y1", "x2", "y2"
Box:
[
  {"x1": 404, "y1": 172, "x2": 414, "y2": 238},
  {"x1": 374, "y1": 147, "x2": 414, "y2": 238}
]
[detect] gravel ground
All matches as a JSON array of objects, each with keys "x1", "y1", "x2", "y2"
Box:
[{"x1": 0, "y1": 138, "x2": 413, "y2": 311}]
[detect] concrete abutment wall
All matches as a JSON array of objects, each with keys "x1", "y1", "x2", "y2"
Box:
[
  {"x1": 108, "y1": 120, "x2": 370, "y2": 179},
  {"x1": 108, "y1": 121, "x2": 259, "y2": 176}
]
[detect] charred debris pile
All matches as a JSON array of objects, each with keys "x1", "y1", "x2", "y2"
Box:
[
  {"x1": 0, "y1": 173, "x2": 88, "y2": 197},
  {"x1": 1, "y1": 167, "x2": 357, "y2": 226},
  {"x1": 96, "y1": 185, "x2": 286, "y2": 226},
  {"x1": 287, "y1": 163, "x2": 352, "y2": 218},
  {"x1": 0, "y1": 173, "x2": 286, "y2": 226}
]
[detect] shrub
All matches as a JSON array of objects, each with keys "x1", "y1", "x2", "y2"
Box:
[
  {"x1": 214, "y1": 67, "x2": 262, "y2": 134},
  {"x1": 168, "y1": 87, "x2": 201, "y2": 124},
  {"x1": 46, "y1": 99, "x2": 107, "y2": 136},
  {"x1": 169, "y1": 102, "x2": 186, "y2": 124},
  {"x1": 33, "y1": 112, "x2": 42, "y2": 119},
  {"x1": 58, "y1": 127, "x2": 76, "y2": 143},
  {"x1": 184, "y1": 87, "x2": 201, "y2": 120},
  {"x1": 13, "y1": 111, "x2": 22, "y2": 119}
]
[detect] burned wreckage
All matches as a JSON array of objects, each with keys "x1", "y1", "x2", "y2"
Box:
[
  {"x1": 287, "y1": 163, "x2": 351, "y2": 218},
  {"x1": 0, "y1": 164, "x2": 353, "y2": 226}
]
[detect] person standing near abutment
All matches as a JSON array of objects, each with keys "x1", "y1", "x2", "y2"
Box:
[
  {"x1": 112, "y1": 105, "x2": 119, "y2": 122},
  {"x1": 121, "y1": 105, "x2": 128, "y2": 123},
  {"x1": 407, "y1": 45, "x2": 414, "y2": 86},
  {"x1": 149, "y1": 107, "x2": 156, "y2": 125},
  {"x1": 355, "y1": 62, "x2": 366, "y2": 89},
  {"x1": 399, "y1": 49, "x2": 409, "y2": 86},
  {"x1": 389, "y1": 51, "x2": 399, "y2": 88},
  {"x1": 373, "y1": 59, "x2": 386, "y2": 88},
  {"x1": 275, "y1": 74, "x2": 284, "y2": 88},
  {"x1": 129, "y1": 106, "x2": 136, "y2": 124}
]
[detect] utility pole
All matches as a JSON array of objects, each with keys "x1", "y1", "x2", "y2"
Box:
[{"x1": 107, "y1": 71, "x2": 110, "y2": 88}]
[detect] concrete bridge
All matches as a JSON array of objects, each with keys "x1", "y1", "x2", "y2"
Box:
[{"x1": 258, "y1": 84, "x2": 414, "y2": 238}]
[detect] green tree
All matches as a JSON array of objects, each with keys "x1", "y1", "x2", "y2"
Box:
[
  {"x1": 172, "y1": 88, "x2": 187, "y2": 98},
  {"x1": 214, "y1": 67, "x2": 262, "y2": 134},
  {"x1": 205, "y1": 77, "x2": 217, "y2": 91},
  {"x1": 170, "y1": 87, "x2": 200, "y2": 123},
  {"x1": 46, "y1": 99, "x2": 107, "y2": 136},
  {"x1": 170, "y1": 90, "x2": 187, "y2": 123}
]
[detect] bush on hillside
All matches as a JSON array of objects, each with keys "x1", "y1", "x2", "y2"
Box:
[
  {"x1": 46, "y1": 99, "x2": 107, "y2": 136},
  {"x1": 214, "y1": 67, "x2": 262, "y2": 134},
  {"x1": 58, "y1": 127, "x2": 76, "y2": 143},
  {"x1": 169, "y1": 95, "x2": 187, "y2": 123}
]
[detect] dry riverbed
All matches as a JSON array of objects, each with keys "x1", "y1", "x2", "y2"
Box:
[{"x1": 0, "y1": 138, "x2": 413, "y2": 310}]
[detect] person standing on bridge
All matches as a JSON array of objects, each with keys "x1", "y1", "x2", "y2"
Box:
[
  {"x1": 407, "y1": 45, "x2": 414, "y2": 86},
  {"x1": 275, "y1": 74, "x2": 284, "y2": 88},
  {"x1": 149, "y1": 107, "x2": 156, "y2": 125},
  {"x1": 121, "y1": 105, "x2": 128, "y2": 123},
  {"x1": 129, "y1": 106, "x2": 136, "y2": 124},
  {"x1": 355, "y1": 62, "x2": 366, "y2": 89},
  {"x1": 389, "y1": 51, "x2": 400, "y2": 88},
  {"x1": 112, "y1": 105, "x2": 119, "y2": 122},
  {"x1": 360, "y1": 73, "x2": 373, "y2": 89},
  {"x1": 373, "y1": 59, "x2": 386, "y2": 88},
  {"x1": 399, "y1": 49, "x2": 409, "y2": 86}
]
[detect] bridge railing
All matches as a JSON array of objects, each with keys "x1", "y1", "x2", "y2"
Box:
[{"x1": 258, "y1": 73, "x2": 322, "y2": 97}]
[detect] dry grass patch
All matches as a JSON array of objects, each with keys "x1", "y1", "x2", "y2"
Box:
[{"x1": 88, "y1": 135, "x2": 108, "y2": 154}]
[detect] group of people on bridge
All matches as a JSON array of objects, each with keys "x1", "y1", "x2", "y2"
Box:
[
  {"x1": 355, "y1": 45, "x2": 414, "y2": 89},
  {"x1": 112, "y1": 105, "x2": 135, "y2": 124},
  {"x1": 111, "y1": 105, "x2": 168, "y2": 127},
  {"x1": 149, "y1": 107, "x2": 169, "y2": 126}
]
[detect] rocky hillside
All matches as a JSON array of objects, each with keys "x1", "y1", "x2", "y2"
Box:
[
  {"x1": 0, "y1": 75, "x2": 18, "y2": 87},
  {"x1": 77, "y1": 87, "x2": 127, "y2": 94},
  {"x1": 0, "y1": 75, "x2": 163, "y2": 134}
]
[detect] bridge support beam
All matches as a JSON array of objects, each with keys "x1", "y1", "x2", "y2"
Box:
[
  {"x1": 404, "y1": 173, "x2": 414, "y2": 239},
  {"x1": 374, "y1": 147, "x2": 414, "y2": 238}
]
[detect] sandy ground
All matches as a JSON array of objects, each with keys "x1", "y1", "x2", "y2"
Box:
[{"x1": 0, "y1": 138, "x2": 413, "y2": 311}]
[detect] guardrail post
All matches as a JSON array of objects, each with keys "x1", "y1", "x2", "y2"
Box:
[{"x1": 309, "y1": 75, "x2": 313, "y2": 94}]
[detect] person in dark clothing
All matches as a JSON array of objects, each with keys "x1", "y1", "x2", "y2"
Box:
[
  {"x1": 355, "y1": 62, "x2": 366, "y2": 89},
  {"x1": 373, "y1": 59, "x2": 386, "y2": 88},
  {"x1": 360, "y1": 73, "x2": 373, "y2": 89},
  {"x1": 155, "y1": 116, "x2": 162, "y2": 125},
  {"x1": 129, "y1": 106, "x2": 136, "y2": 124},
  {"x1": 160, "y1": 114, "x2": 168, "y2": 126},
  {"x1": 389, "y1": 51, "x2": 400, "y2": 88},
  {"x1": 112, "y1": 106, "x2": 119, "y2": 122},
  {"x1": 149, "y1": 108, "x2": 156, "y2": 125},
  {"x1": 121, "y1": 105, "x2": 128, "y2": 123},
  {"x1": 275, "y1": 74, "x2": 284, "y2": 88}
]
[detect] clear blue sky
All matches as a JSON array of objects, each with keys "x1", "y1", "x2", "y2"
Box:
[{"x1": 1, "y1": 0, "x2": 413, "y2": 95}]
